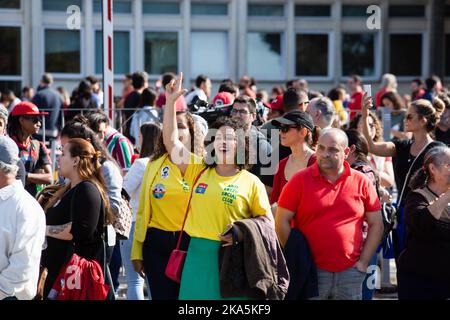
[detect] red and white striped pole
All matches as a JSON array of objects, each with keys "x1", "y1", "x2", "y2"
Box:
[{"x1": 102, "y1": 0, "x2": 114, "y2": 126}]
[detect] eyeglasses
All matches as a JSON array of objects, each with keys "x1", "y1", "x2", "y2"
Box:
[
  {"x1": 22, "y1": 116, "x2": 41, "y2": 123},
  {"x1": 279, "y1": 125, "x2": 297, "y2": 133},
  {"x1": 231, "y1": 109, "x2": 250, "y2": 116}
]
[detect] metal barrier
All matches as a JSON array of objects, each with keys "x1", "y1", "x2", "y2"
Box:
[{"x1": 35, "y1": 106, "x2": 148, "y2": 144}]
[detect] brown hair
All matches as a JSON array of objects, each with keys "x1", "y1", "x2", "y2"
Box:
[
  {"x1": 44, "y1": 138, "x2": 113, "y2": 224},
  {"x1": 151, "y1": 111, "x2": 205, "y2": 161},
  {"x1": 349, "y1": 111, "x2": 383, "y2": 142},
  {"x1": 411, "y1": 99, "x2": 441, "y2": 133},
  {"x1": 381, "y1": 91, "x2": 405, "y2": 113}
]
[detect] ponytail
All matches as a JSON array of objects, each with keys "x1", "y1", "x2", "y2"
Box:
[
  {"x1": 409, "y1": 166, "x2": 429, "y2": 190},
  {"x1": 307, "y1": 125, "x2": 321, "y2": 151}
]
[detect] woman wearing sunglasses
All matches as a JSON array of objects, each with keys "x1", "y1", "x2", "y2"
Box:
[
  {"x1": 361, "y1": 95, "x2": 444, "y2": 263},
  {"x1": 7, "y1": 101, "x2": 53, "y2": 196},
  {"x1": 269, "y1": 110, "x2": 318, "y2": 211}
]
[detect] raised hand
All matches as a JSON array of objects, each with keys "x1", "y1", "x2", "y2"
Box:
[
  {"x1": 165, "y1": 73, "x2": 187, "y2": 107},
  {"x1": 361, "y1": 92, "x2": 372, "y2": 119}
]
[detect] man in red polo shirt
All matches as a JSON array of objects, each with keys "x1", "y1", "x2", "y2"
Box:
[
  {"x1": 275, "y1": 128, "x2": 383, "y2": 300},
  {"x1": 347, "y1": 75, "x2": 364, "y2": 121}
]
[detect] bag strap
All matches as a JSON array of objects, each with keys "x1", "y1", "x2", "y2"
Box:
[
  {"x1": 397, "y1": 141, "x2": 434, "y2": 207},
  {"x1": 174, "y1": 167, "x2": 208, "y2": 250}
]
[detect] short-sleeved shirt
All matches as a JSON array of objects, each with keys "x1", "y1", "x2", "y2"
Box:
[
  {"x1": 11, "y1": 136, "x2": 51, "y2": 196},
  {"x1": 185, "y1": 168, "x2": 271, "y2": 241},
  {"x1": 348, "y1": 91, "x2": 364, "y2": 121},
  {"x1": 278, "y1": 161, "x2": 381, "y2": 272},
  {"x1": 105, "y1": 129, "x2": 135, "y2": 170},
  {"x1": 148, "y1": 154, "x2": 205, "y2": 231}
]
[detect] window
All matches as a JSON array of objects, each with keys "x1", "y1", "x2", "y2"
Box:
[
  {"x1": 247, "y1": 32, "x2": 283, "y2": 79},
  {"x1": 0, "y1": 0, "x2": 20, "y2": 9},
  {"x1": 43, "y1": 0, "x2": 82, "y2": 11},
  {"x1": 95, "y1": 31, "x2": 130, "y2": 75},
  {"x1": 45, "y1": 30, "x2": 80, "y2": 74},
  {"x1": 0, "y1": 81, "x2": 21, "y2": 97},
  {"x1": 390, "y1": 34, "x2": 422, "y2": 76},
  {"x1": 144, "y1": 32, "x2": 178, "y2": 75},
  {"x1": 389, "y1": 5, "x2": 425, "y2": 17},
  {"x1": 342, "y1": 5, "x2": 367, "y2": 17},
  {"x1": 192, "y1": 3, "x2": 228, "y2": 15},
  {"x1": 94, "y1": 0, "x2": 132, "y2": 14},
  {"x1": 295, "y1": 5, "x2": 331, "y2": 17},
  {"x1": 143, "y1": 1, "x2": 180, "y2": 15},
  {"x1": 296, "y1": 34, "x2": 328, "y2": 76},
  {"x1": 0, "y1": 27, "x2": 21, "y2": 75},
  {"x1": 444, "y1": 35, "x2": 450, "y2": 76},
  {"x1": 191, "y1": 32, "x2": 227, "y2": 78},
  {"x1": 248, "y1": 4, "x2": 284, "y2": 17},
  {"x1": 342, "y1": 33, "x2": 375, "y2": 76}
]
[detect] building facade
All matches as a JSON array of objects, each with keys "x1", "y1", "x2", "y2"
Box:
[{"x1": 0, "y1": 0, "x2": 449, "y2": 96}]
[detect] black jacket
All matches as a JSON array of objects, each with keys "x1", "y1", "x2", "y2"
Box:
[
  {"x1": 283, "y1": 229, "x2": 318, "y2": 300},
  {"x1": 219, "y1": 217, "x2": 289, "y2": 300}
]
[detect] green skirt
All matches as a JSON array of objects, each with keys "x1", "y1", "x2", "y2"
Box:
[{"x1": 179, "y1": 237, "x2": 249, "y2": 300}]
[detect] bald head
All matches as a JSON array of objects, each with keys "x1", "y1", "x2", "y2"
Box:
[
  {"x1": 320, "y1": 128, "x2": 348, "y2": 148},
  {"x1": 316, "y1": 128, "x2": 350, "y2": 174}
]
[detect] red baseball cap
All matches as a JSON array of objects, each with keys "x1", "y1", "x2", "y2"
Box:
[
  {"x1": 213, "y1": 92, "x2": 235, "y2": 106},
  {"x1": 11, "y1": 101, "x2": 49, "y2": 116},
  {"x1": 269, "y1": 95, "x2": 284, "y2": 111}
]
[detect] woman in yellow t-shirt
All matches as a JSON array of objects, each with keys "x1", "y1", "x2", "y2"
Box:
[
  {"x1": 179, "y1": 116, "x2": 272, "y2": 299},
  {"x1": 156, "y1": 74, "x2": 271, "y2": 300},
  {"x1": 130, "y1": 77, "x2": 205, "y2": 300}
]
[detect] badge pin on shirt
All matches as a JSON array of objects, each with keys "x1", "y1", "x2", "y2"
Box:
[{"x1": 161, "y1": 166, "x2": 170, "y2": 179}]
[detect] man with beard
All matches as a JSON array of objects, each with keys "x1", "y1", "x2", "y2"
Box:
[{"x1": 275, "y1": 128, "x2": 384, "y2": 300}]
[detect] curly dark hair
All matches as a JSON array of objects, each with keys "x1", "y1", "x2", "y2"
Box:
[
  {"x1": 349, "y1": 111, "x2": 383, "y2": 142},
  {"x1": 204, "y1": 116, "x2": 251, "y2": 170}
]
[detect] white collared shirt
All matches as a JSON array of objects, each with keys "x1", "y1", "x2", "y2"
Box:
[{"x1": 0, "y1": 180, "x2": 46, "y2": 300}]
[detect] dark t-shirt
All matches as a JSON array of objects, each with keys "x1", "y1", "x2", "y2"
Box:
[
  {"x1": 398, "y1": 189, "x2": 450, "y2": 282},
  {"x1": 393, "y1": 140, "x2": 444, "y2": 205},
  {"x1": 40, "y1": 181, "x2": 104, "y2": 297},
  {"x1": 12, "y1": 137, "x2": 51, "y2": 197},
  {"x1": 124, "y1": 91, "x2": 141, "y2": 119},
  {"x1": 435, "y1": 127, "x2": 450, "y2": 146}
]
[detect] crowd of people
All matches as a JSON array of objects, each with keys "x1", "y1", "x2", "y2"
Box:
[{"x1": 0, "y1": 69, "x2": 449, "y2": 301}]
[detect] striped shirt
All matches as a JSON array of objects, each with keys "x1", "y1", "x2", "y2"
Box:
[{"x1": 105, "y1": 129, "x2": 134, "y2": 170}]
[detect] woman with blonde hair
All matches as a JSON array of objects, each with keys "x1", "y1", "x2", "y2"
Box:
[{"x1": 40, "y1": 138, "x2": 114, "y2": 299}]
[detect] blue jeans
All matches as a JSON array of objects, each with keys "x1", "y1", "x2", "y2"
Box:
[
  {"x1": 120, "y1": 222, "x2": 149, "y2": 300},
  {"x1": 310, "y1": 266, "x2": 366, "y2": 300}
]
